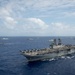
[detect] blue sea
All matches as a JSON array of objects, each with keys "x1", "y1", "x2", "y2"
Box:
[{"x1": 0, "y1": 36, "x2": 75, "y2": 75}]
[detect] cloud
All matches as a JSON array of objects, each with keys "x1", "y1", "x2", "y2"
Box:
[
  {"x1": 0, "y1": 5, "x2": 17, "y2": 29},
  {"x1": 0, "y1": 0, "x2": 75, "y2": 18},
  {"x1": 1, "y1": 16, "x2": 75, "y2": 36},
  {"x1": 0, "y1": 17, "x2": 49, "y2": 36},
  {"x1": 15, "y1": 18, "x2": 49, "y2": 36},
  {"x1": 0, "y1": 0, "x2": 75, "y2": 36},
  {"x1": 4, "y1": 16, "x2": 17, "y2": 29},
  {"x1": 0, "y1": 8, "x2": 9, "y2": 17},
  {"x1": 50, "y1": 22, "x2": 75, "y2": 36},
  {"x1": 27, "y1": 18, "x2": 48, "y2": 30},
  {"x1": 63, "y1": 12, "x2": 75, "y2": 17}
]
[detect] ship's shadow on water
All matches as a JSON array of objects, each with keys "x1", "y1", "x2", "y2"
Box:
[
  {"x1": 27, "y1": 61, "x2": 44, "y2": 68},
  {"x1": 26, "y1": 60, "x2": 53, "y2": 67},
  {"x1": 21, "y1": 59, "x2": 60, "y2": 75},
  {"x1": 25, "y1": 58, "x2": 60, "y2": 68}
]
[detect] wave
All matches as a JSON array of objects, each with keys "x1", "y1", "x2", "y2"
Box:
[
  {"x1": 42, "y1": 55, "x2": 75, "y2": 62},
  {"x1": 49, "y1": 58, "x2": 55, "y2": 61},
  {"x1": 4, "y1": 43, "x2": 14, "y2": 45},
  {"x1": 0, "y1": 69, "x2": 16, "y2": 75}
]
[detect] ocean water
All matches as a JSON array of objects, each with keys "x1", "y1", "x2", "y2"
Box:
[{"x1": 0, "y1": 36, "x2": 75, "y2": 75}]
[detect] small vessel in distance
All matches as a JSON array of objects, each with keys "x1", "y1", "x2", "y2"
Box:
[{"x1": 21, "y1": 38, "x2": 75, "y2": 62}]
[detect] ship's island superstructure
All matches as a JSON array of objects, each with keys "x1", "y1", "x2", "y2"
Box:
[{"x1": 21, "y1": 38, "x2": 75, "y2": 62}]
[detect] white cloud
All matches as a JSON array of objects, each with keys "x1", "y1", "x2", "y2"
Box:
[
  {"x1": 1, "y1": 0, "x2": 75, "y2": 17},
  {"x1": 0, "y1": 17, "x2": 49, "y2": 36},
  {"x1": 63, "y1": 12, "x2": 75, "y2": 17},
  {"x1": 51, "y1": 22, "x2": 69, "y2": 30},
  {"x1": 27, "y1": 18, "x2": 48, "y2": 30},
  {"x1": 50, "y1": 22, "x2": 75, "y2": 36},
  {"x1": 4, "y1": 16, "x2": 17, "y2": 29},
  {"x1": 0, "y1": 17, "x2": 75, "y2": 36},
  {"x1": 0, "y1": 0, "x2": 75, "y2": 36},
  {"x1": 15, "y1": 18, "x2": 49, "y2": 36},
  {"x1": 27, "y1": 0, "x2": 75, "y2": 11},
  {"x1": 0, "y1": 6, "x2": 17, "y2": 29},
  {"x1": 0, "y1": 8, "x2": 9, "y2": 16}
]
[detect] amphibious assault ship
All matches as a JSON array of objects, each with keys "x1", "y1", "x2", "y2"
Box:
[{"x1": 21, "y1": 38, "x2": 75, "y2": 62}]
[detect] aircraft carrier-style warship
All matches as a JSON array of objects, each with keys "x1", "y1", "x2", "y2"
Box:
[{"x1": 21, "y1": 38, "x2": 75, "y2": 62}]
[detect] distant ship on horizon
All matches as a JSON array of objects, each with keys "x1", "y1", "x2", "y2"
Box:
[{"x1": 2, "y1": 38, "x2": 8, "y2": 40}]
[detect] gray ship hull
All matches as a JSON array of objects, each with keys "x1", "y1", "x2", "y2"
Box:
[{"x1": 22, "y1": 49, "x2": 75, "y2": 62}]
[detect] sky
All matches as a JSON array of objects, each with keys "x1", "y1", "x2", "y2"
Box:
[{"x1": 0, "y1": 0, "x2": 75, "y2": 36}]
